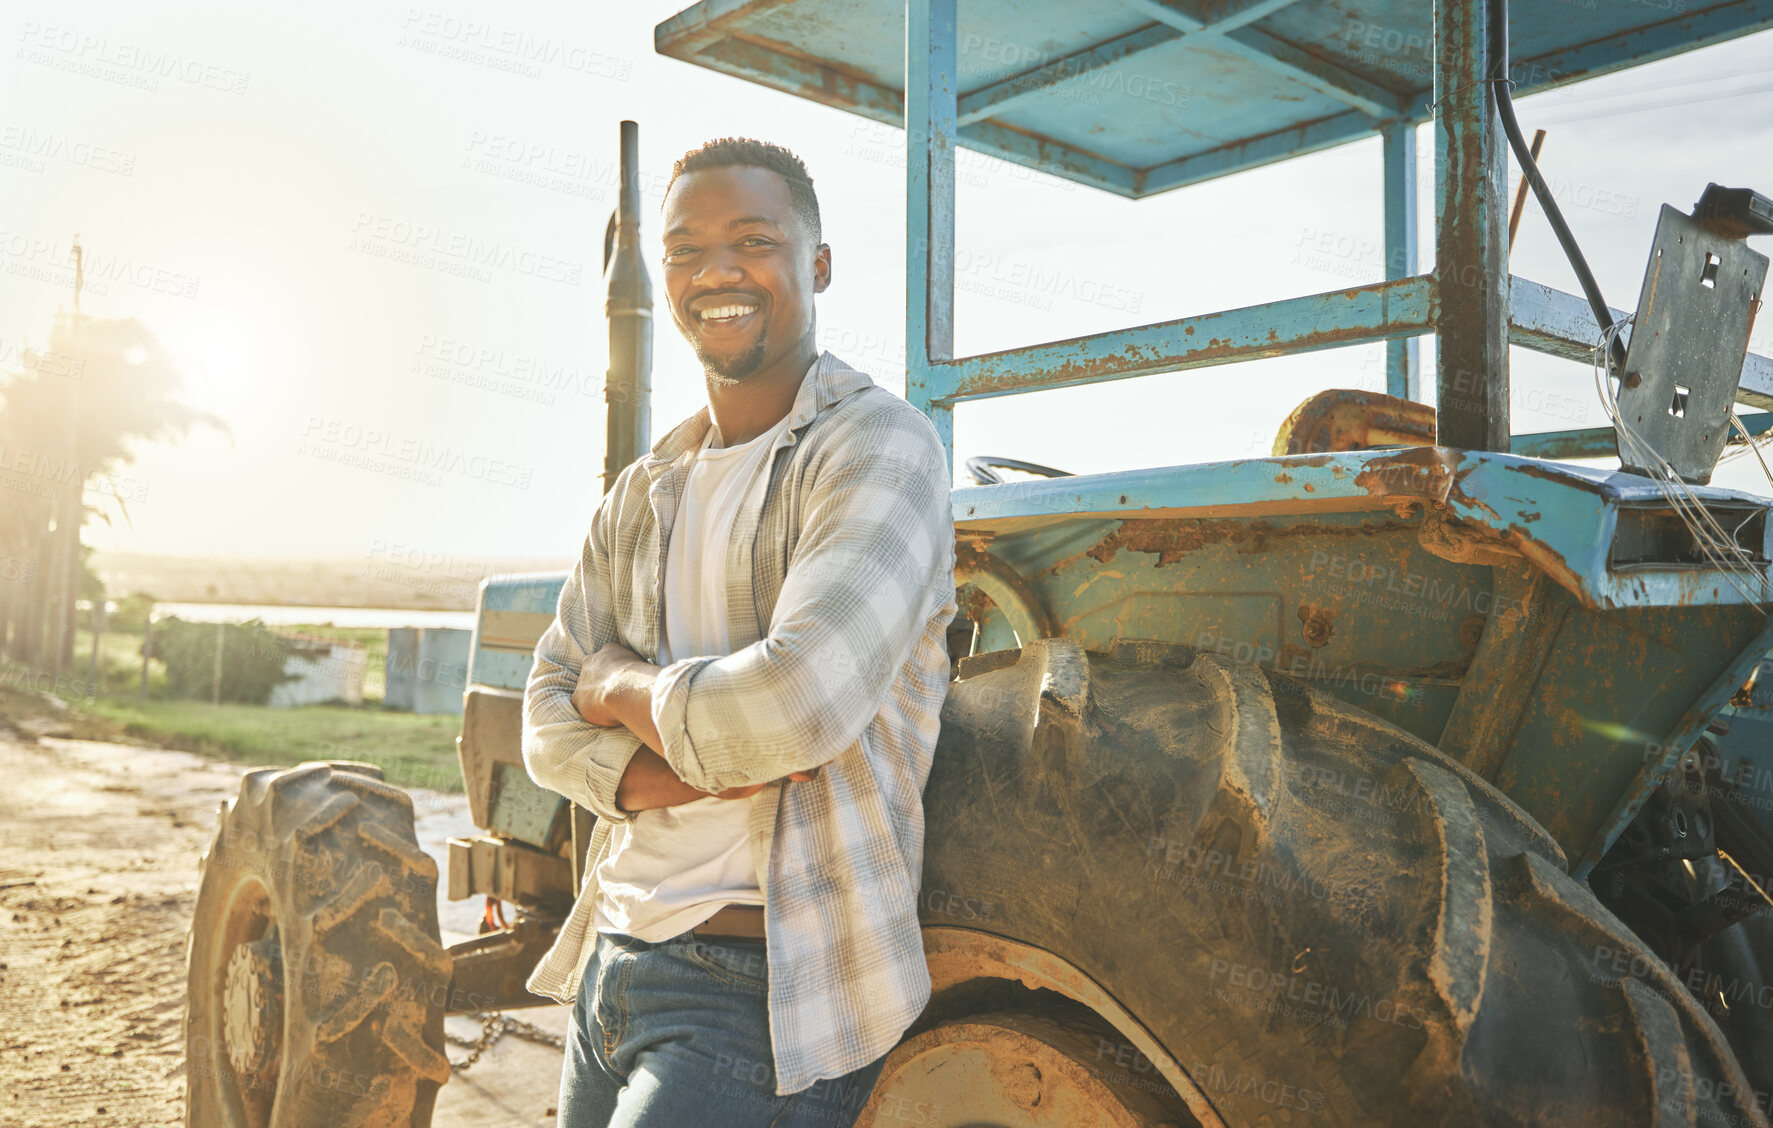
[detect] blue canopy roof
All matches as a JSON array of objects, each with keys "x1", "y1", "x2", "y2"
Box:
[{"x1": 655, "y1": 0, "x2": 1773, "y2": 198}]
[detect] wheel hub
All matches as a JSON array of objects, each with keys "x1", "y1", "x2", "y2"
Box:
[
  {"x1": 223, "y1": 934, "x2": 283, "y2": 1084},
  {"x1": 859, "y1": 1014, "x2": 1179, "y2": 1128}
]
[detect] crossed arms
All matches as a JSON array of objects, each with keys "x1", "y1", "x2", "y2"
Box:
[
  {"x1": 520, "y1": 410, "x2": 952, "y2": 824},
  {"x1": 569, "y1": 641, "x2": 811, "y2": 811}
]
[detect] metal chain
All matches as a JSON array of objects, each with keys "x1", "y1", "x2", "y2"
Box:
[
  {"x1": 447, "y1": 1011, "x2": 566, "y2": 1073},
  {"x1": 446, "y1": 1013, "x2": 502, "y2": 1073}
]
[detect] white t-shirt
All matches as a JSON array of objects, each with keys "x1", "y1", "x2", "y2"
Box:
[{"x1": 591, "y1": 411, "x2": 792, "y2": 940}]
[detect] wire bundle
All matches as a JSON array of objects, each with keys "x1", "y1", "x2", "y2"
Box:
[
  {"x1": 1721, "y1": 412, "x2": 1773, "y2": 478},
  {"x1": 1593, "y1": 318, "x2": 1771, "y2": 609},
  {"x1": 1483, "y1": 0, "x2": 1773, "y2": 611}
]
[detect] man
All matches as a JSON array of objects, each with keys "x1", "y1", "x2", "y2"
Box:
[{"x1": 520, "y1": 137, "x2": 958, "y2": 1127}]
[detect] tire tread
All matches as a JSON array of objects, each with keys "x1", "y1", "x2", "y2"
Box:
[{"x1": 186, "y1": 763, "x2": 450, "y2": 1127}]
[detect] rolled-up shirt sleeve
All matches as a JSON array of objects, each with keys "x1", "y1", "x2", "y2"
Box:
[
  {"x1": 649, "y1": 406, "x2": 953, "y2": 793},
  {"x1": 521, "y1": 492, "x2": 644, "y2": 824}
]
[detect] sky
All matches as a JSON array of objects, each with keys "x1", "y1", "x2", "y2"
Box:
[{"x1": 4, "y1": 1, "x2": 1773, "y2": 566}]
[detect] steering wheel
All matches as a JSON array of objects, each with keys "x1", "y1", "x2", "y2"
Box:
[{"x1": 961, "y1": 455, "x2": 1074, "y2": 487}]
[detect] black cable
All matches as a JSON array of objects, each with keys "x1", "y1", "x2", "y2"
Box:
[{"x1": 1486, "y1": 0, "x2": 1628, "y2": 374}]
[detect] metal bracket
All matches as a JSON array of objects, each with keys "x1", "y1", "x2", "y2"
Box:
[{"x1": 1614, "y1": 202, "x2": 1770, "y2": 484}]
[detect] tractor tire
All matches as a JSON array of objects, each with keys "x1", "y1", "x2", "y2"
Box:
[
  {"x1": 1696, "y1": 760, "x2": 1773, "y2": 1099},
  {"x1": 185, "y1": 760, "x2": 451, "y2": 1128},
  {"x1": 896, "y1": 638, "x2": 1768, "y2": 1128}
]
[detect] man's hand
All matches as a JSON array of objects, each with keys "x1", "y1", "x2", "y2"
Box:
[
  {"x1": 572, "y1": 642, "x2": 642, "y2": 728},
  {"x1": 576, "y1": 642, "x2": 818, "y2": 810}
]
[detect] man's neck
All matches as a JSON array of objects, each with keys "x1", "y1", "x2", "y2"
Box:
[{"x1": 705, "y1": 343, "x2": 819, "y2": 447}]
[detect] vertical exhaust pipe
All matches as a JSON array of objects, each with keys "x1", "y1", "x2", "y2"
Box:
[
  {"x1": 602, "y1": 119, "x2": 653, "y2": 496},
  {"x1": 578, "y1": 120, "x2": 655, "y2": 891}
]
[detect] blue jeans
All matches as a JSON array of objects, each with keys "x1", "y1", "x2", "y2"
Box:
[{"x1": 556, "y1": 928, "x2": 889, "y2": 1127}]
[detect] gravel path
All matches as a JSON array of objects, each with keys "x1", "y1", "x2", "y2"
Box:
[{"x1": 0, "y1": 717, "x2": 567, "y2": 1127}]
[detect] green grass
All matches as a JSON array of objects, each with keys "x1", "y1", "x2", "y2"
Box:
[
  {"x1": 78, "y1": 697, "x2": 464, "y2": 792},
  {"x1": 7, "y1": 621, "x2": 462, "y2": 792},
  {"x1": 66, "y1": 627, "x2": 164, "y2": 696}
]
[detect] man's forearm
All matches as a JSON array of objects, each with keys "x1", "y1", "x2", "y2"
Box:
[{"x1": 616, "y1": 745, "x2": 720, "y2": 811}]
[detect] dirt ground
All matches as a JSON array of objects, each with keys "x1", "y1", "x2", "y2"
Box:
[{"x1": 0, "y1": 706, "x2": 570, "y2": 1127}]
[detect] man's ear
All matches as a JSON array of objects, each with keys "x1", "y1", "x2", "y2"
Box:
[{"x1": 813, "y1": 243, "x2": 832, "y2": 293}]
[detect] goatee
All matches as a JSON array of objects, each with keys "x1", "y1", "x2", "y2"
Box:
[{"x1": 696, "y1": 333, "x2": 768, "y2": 385}]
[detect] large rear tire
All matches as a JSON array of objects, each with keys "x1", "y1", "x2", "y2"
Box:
[
  {"x1": 185, "y1": 761, "x2": 451, "y2": 1127},
  {"x1": 890, "y1": 638, "x2": 1768, "y2": 1127}
]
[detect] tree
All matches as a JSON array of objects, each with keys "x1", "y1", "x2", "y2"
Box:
[{"x1": 0, "y1": 314, "x2": 223, "y2": 666}]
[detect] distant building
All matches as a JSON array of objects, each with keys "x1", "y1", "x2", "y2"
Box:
[
  {"x1": 384, "y1": 626, "x2": 472, "y2": 715},
  {"x1": 269, "y1": 636, "x2": 367, "y2": 707}
]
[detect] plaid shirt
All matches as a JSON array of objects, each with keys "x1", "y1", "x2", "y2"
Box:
[{"x1": 521, "y1": 350, "x2": 958, "y2": 1095}]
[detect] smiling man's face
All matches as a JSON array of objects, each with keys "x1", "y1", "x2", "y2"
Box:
[{"x1": 660, "y1": 164, "x2": 830, "y2": 384}]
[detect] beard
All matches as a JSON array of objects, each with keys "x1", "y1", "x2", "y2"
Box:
[{"x1": 693, "y1": 326, "x2": 769, "y2": 385}]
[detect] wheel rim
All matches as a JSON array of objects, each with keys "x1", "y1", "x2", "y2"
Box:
[
  {"x1": 859, "y1": 1016, "x2": 1178, "y2": 1128},
  {"x1": 201, "y1": 876, "x2": 278, "y2": 1128},
  {"x1": 223, "y1": 931, "x2": 282, "y2": 1094}
]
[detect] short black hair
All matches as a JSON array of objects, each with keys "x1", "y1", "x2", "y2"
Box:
[{"x1": 669, "y1": 137, "x2": 822, "y2": 244}]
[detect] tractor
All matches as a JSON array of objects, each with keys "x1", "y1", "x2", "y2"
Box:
[{"x1": 185, "y1": 0, "x2": 1773, "y2": 1124}]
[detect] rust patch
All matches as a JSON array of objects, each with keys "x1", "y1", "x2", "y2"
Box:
[
  {"x1": 1274, "y1": 643, "x2": 1473, "y2": 683},
  {"x1": 1506, "y1": 536, "x2": 1586, "y2": 607},
  {"x1": 1086, "y1": 520, "x2": 1253, "y2": 565},
  {"x1": 1354, "y1": 447, "x2": 1459, "y2": 502},
  {"x1": 1297, "y1": 603, "x2": 1335, "y2": 648},
  {"x1": 1081, "y1": 516, "x2": 1413, "y2": 569},
  {"x1": 1275, "y1": 473, "x2": 1293, "y2": 484},
  {"x1": 962, "y1": 585, "x2": 996, "y2": 624},
  {"x1": 1458, "y1": 614, "x2": 1489, "y2": 649}
]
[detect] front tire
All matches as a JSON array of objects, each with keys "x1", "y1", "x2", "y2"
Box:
[{"x1": 185, "y1": 761, "x2": 451, "y2": 1127}]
